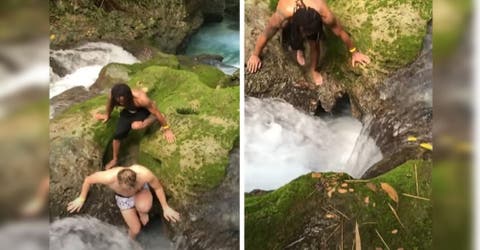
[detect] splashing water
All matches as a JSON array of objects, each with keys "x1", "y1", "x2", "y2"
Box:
[
  {"x1": 245, "y1": 97, "x2": 382, "y2": 191},
  {"x1": 49, "y1": 42, "x2": 139, "y2": 98}
]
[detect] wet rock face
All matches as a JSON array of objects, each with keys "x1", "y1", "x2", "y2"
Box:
[
  {"x1": 50, "y1": 217, "x2": 141, "y2": 250},
  {"x1": 171, "y1": 147, "x2": 239, "y2": 250},
  {"x1": 49, "y1": 137, "x2": 121, "y2": 225},
  {"x1": 50, "y1": 86, "x2": 96, "y2": 119},
  {"x1": 362, "y1": 22, "x2": 432, "y2": 178},
  {"x1": 50, "y1": 1, "x2": 204, "y2": 54}
]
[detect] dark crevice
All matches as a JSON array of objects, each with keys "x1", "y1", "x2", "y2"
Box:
[{"x1": 314, "y1": 95, "x2": 352, "y2": 118}]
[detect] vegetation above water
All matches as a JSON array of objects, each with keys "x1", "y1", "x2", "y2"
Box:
[{"x1": 245, "y1": 160, "x2": 432, "y2": 249}]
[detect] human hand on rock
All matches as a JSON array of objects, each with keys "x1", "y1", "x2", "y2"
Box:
[
  {"x1": 163, "y1": 129, "x2": 176, "y2": 143},
  {"x1": 163, "y1": 206, "x2": 180, "y2": 223},
  {"x1": 67, "y1": 197, "x2": 85, "y2": 213},
  {"x1": 247, "y1": 54, "x2": 262, "y2": 73},
  {"x1": 94, "y1": 113, "x2": 109, "y2": 123},
  {"x1": 351, "y1": 51, "x2": 371, "y2": 67}
]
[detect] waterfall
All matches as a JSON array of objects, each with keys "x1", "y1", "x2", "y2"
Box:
[
  {"x1": 245, "y1": 97, "x2": 382, "y2": 191},
  {"x1": 49, "y1": 42, "x2": 139, "y2": 98}
]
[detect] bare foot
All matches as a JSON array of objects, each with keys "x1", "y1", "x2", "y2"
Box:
[
  {"x1": 105, "y1": 158, "x2": 118, "y2": 170},
  {"x1": 310, "y1": 70, "x2": 323, "y2": 86},
  {"x1": 296, "y1": 50, "x2": 306, "y2": 66},
  {"x1": 139, "y1": 212, "x2": 149, "y2": 226}
]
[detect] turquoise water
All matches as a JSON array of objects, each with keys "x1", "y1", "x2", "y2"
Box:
[{"x1": 185, "y1": 18, "x2": 240, "y2": 71}]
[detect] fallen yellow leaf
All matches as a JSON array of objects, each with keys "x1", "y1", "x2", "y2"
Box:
[
  {"x1": 327, "y1": 188, "x2": 335, "y2": 198},
  {"x1": 364, "y1": 196, "x2": 370, "y2": 204},
  {"x1": 407, "y1": 136, "x2": 417, "y2": 142},
  {"x1": 420, "y1": 142, "x2": 433, "y2": 151},
  {"x1": 325, "y1": 213, "x2": 335, "y2": 219},
  {"x1": 381, "y1": 182, "x2": 399, "y2": 203},
  {"x1": 349, "y1": 188, "x2": 354, "y2": 192},
  {"x1": 311, "y1": 172, "x2": 322, "y2": 178},
  {"x1": 337, "y1": 188, "x2": 348, "y2": 194},
  {"x1": 391, "y1": 229, "x2": 398, "y2": 234},
  {"x1": 341, "y1": 183, "x2": 348, "y2": 188}
]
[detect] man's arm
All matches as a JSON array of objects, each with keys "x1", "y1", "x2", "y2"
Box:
[
  {"x1": 247, "y1": 6, "x2": 288, "y2": 73},
  {"x1": 321, "y1": 7, "x2": 354, "y2": 51},
  {"x1": 147, "y1": 172, "x2": 180, "y2": 222},
  {"x1": 94, "y1": 93, "x2": 114, "y2": 123},
  {"x1": 67, "y1": 171, "x2": 112, "y2": 213},
  {"x1": 321, "y1": 5, "x2": 371, "y2": 66},
  {"x1": 252, "y1": 10, "x2": 285, "y2": 57},
  {"x1": 145, "y1": 100, "x2": 168, "y2": 128},
  {"x1": 105, "y1": 93, "x2": 114, "y2": 119}
]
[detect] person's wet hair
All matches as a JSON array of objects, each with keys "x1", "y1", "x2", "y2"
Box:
[
  {"x1": 117, "y1": 169, "x2": 136, "y2": 188},
  {"x1": 292, "y1": 7, "x2": 323, "y2": 36},
  {"x1": 111, "y1": 83, "x2": 135, "y2": 110}
]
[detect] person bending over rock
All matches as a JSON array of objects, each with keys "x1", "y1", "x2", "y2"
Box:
[
  {"x1": 247, "y1": 0, "x2": 371, "y2": 86},
  {"x1": 67, "y1": 164, "x2": 180, "y2": 239},
  {"x1": 94, "y1": 83, "x2": 175, "y2": 169}
]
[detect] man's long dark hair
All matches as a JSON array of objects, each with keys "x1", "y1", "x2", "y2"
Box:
[
  {"x1": 111, "y1": 83, "x2": 135, "y2": 110},
  {"x1": 286, "y1": 6, "x2": 323, "y2": 50},
  {"x1": 292, "y1": 7, "x2": 323, "y2": 35}
]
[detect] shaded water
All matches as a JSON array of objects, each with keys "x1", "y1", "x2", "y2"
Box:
[
  {"x1": 184, "y1": 18, "x2": 240, "y2": 74},
  {"x1": 245, "y1": 97, "x2": 382, "y2": 191}
]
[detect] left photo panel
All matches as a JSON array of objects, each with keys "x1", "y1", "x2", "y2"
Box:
[{"x1": 49, "y1": 1, "x2": 240, "y2": 249}]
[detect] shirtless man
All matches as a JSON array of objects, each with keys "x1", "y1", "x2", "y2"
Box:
[
  {"x1": 94, "y1": 83, "x2": 176, "y2": 169},
  {"x1": 247, "y1": 0, "x2": 371, "y2": 85},
  {"x1": 67, "y1": 164, "x2": 180, "y2": 239}
]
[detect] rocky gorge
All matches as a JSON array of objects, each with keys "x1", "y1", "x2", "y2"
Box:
[
  {"x1": 245, "y1": 0, "x2": 432, "y2": 248},
  {"x1": 49, "y1": 1, "x2": 240, "y2": 249},
  {"x1": 50, "y1": 0, "x2": 240, "y2": 53}
]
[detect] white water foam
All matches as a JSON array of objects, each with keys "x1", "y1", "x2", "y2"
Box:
[
  {"x1": 245, "y1": 97, "x2": 382, "y2": 191},
  {"x1": 49, "y1": 42, "x2": 139, "y2": 98}
]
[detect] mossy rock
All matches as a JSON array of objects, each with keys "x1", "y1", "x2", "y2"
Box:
[
  {"x1": 245, "y1": 160, "x2": 432, "y2": 249},
  {"x1": 51, "y1": 55, "x2": 239, "y2": 204}
]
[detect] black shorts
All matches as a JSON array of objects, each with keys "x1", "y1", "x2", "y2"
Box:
[
  {"x1": 281, "y1": 21, "x2": 324, "y2": 51},
  {"x1": 113, "y1": 108, "x2": 151, "y2": 140}
]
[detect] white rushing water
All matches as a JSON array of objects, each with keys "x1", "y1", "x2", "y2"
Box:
[
  {"x1": 185, "y1": 18, "x2": 240, "y2": 74},
  {"x1": 245, "y1": 97, "x2": 383, "y2": 192},
  {"x1": 49, "y1": 42, "x2": 139, "y2": 98}
]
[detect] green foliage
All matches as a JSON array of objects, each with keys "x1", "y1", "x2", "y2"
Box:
[{"x1": 245, "y1": 160, "x2": 432, "y2": 249}]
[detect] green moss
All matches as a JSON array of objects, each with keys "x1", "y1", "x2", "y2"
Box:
[
  {"x1": 245, "y1": 175, "x2": 319, "y2": 249},
  {"x1": 245, "y1": 160, "x2": 432, "y2": 249},
  {"x1": 52, "y1": 53, "x2": 239, "y2": 205}
]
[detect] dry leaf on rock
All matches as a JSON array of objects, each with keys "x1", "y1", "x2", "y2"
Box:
[{"x1": 381, "y1": 182, "x2": 399, "y2": 203}]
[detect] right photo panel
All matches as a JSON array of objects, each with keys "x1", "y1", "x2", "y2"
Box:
[{"x1": 244, "y1": 0, "x2": 432, "y2": 249}]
